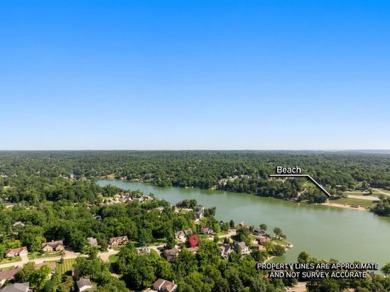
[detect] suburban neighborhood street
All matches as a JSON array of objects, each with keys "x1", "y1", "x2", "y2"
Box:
[{"x1": 0, "y1": 250, "x2": 99, "y2": 270}]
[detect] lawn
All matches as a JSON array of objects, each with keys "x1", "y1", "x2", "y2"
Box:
[
  {"x1": 57, "y1": 258, "x2": 76, "y2": 275},
  {"x1": 332, "y1": 198, "x2": 373, "y2": 208},
  {"x1": 343, "y1": 191, "x2": 367, "y2": 196},
  {"x1": 272, "y1": 238, "x2": 289, "y2": 246},
  {"x1": 136, "y1": 240, "x2": 166, "y2": 247},
  {"x1": 28, "y1": 251, "x2": 62, "y2": 260},
  {"x1": 108, "y1": 254, "x2": 119, "y2": 263},
  {"x1": 0, "y1": 256, "x2": 21, "y2": 264}
]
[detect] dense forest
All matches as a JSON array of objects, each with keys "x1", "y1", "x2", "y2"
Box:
[
  {"x1": 1, "y1": 151, "x2": 390, "y2": 189},
  {"x1": 1, "y1": 151, "x2": 390, "y2": 216}
]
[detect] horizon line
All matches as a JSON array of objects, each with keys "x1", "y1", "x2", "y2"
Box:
[{"x1": 1, "y1": 149, "x2": 390, "y2": 152}]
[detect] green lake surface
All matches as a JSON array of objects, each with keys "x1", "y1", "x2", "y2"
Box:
[{"x1": 98, "y1": 180, "x2": 390, "y2": 268}]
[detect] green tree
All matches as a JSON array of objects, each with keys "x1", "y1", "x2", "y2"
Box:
[
  {"x1": 68, "y1": 229, "x2": 87, "y2": 252},
  {"x1": 56, "y1": 275, "x2": 74, "y2": 292},
  {"x1": 165, "y1": 233, "x2": 176, "y2": 249},
  {"x1": 272, "y1": 245, "x2": 285, "y2": 256},
  {"x1": 74, "y1": 257, "x2": 102, "y2": 279},
  {"x1": 251, "y1": 249, "x2": 266, "y2": 262},
  {"x1": 273, "y1": 227, "x2": 283, "y2": 238},
  {"x1": 139, "y1": 228, "x2": 153, "y2": 246},
  {"x1": 226, "y1": 270, "x2": 244, "y2": 292},
  {"x1": 122, "y1": 255, "x2": 156, "y2": 290},
  {"x1": 307, "y1": 278, "x2": 340, "y2": 292},
  {"x1": 19, "y1": 226, "x2": 46, "y2": 252},
  {"x1": 298, "y1": 251, "x2": 311, "y2": 263},
  {"x1": 381, "y1": 262, "x2": 390, "y2": 276},
  {"x1": 0, "y1": 244, "x2": 6, "y2": 261},
  {"x1": 31, "y1": 265, "x2": 51, "y2": 290},
  {"x1": 15, "y1": 262, "x2": 36, "y2": 283},
  {"x1": 42, "y1": 271, "x2": 60, "y2": 292}
]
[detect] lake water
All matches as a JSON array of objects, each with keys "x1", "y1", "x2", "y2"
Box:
[{"x1": 98, "y1": 180, "x2": 390, "y2": 268}]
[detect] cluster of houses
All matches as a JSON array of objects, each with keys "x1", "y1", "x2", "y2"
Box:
[
  {"x1": 100, "y1": 192, "x2": 153, "y2": 206},
  {"x1": 174, "y1": 226, "x2": 214, "y2": 241},
  {"x1": 174, "y1": 229, "x2": 192, "y2": 241},
  {"x1": 216, "y1": 241, "x2": 250, "y2": 259},
  {"x1": 2, "y1": 241, "x2": 66, "y2": 262},
  {"x1": 0, "y1": 228, "x2": 271, "y2": 290},
  {"x1": 170, "y1": 225, "x2": 274, "y2": 261},
  {"x1": 174, "y1": 202, "x2": 205, "y2": 220},
  {"x1": 0, "y1": 266, "x2": 176, "y2": 292},
  {"x1": 2, "y1": 235, "x2": 135, "y2": 261},
  {"x1": 171, "y1": 224, "x2": 275, "y2": 259},
  {"x1": 0, "y1": 206, "x2": 280, "y2": 292}
]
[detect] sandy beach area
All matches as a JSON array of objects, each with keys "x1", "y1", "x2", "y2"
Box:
[{"x1": 320, "y1": 202, "x2": 366, "y2": 211}]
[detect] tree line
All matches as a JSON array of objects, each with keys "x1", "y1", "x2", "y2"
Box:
[{"x1": 1, "y1": 151, "x2": 390, "y2": 215}]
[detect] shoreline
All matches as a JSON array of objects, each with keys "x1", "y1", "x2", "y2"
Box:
[
  {"x1": 264, "y1": 256, "x2": 275, "y2": 263},
  {"x1": 99, "y1": 178, "x2": 373, "y2": 213},
  {"x1": 320, "y1": 202, "x2": 367, "y2": 211},
  {"x1": 100, "y1": 177, "x2": 369, "y2": 211}
]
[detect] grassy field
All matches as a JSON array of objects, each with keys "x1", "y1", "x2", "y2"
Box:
[
  {"x1": 343, "y1": 191, "x2": 368, "y2": 196},
  {"x1": 344, "y1": 188, "x2": 390, "y2": 197},
  {"x1": 57, "y1": 258, "x2": 76, "y2": 275},
  {"x1": 332, "y1": 198, "x2": 373, "y2": 208},
  {"x1": 374, "y1": 188, "x2": 390, "y2": 196}
]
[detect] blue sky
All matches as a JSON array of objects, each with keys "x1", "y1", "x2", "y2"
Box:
[{"x1": 1, "y1": 0, "x2": 389, "y2": 150}]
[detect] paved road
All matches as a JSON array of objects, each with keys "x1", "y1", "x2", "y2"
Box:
[
  {"x1": 0, "y1": 245, "x2": 166, "y2": 270},
  {"x1": 0, "y1": 254, "x2": 30, "y2": 269},
  {"x1": 0, "y1": 250, "x2": 101, "y2": 270},
  {"x1": 0, "y1": 251, "x2": 84, "y2": 270},
  {"x1": 1, "y1": 232, "x2": 236, "y2": 270},
  {"x1": 98, "y1": 249, "x2": 119, "y2": 262}
]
